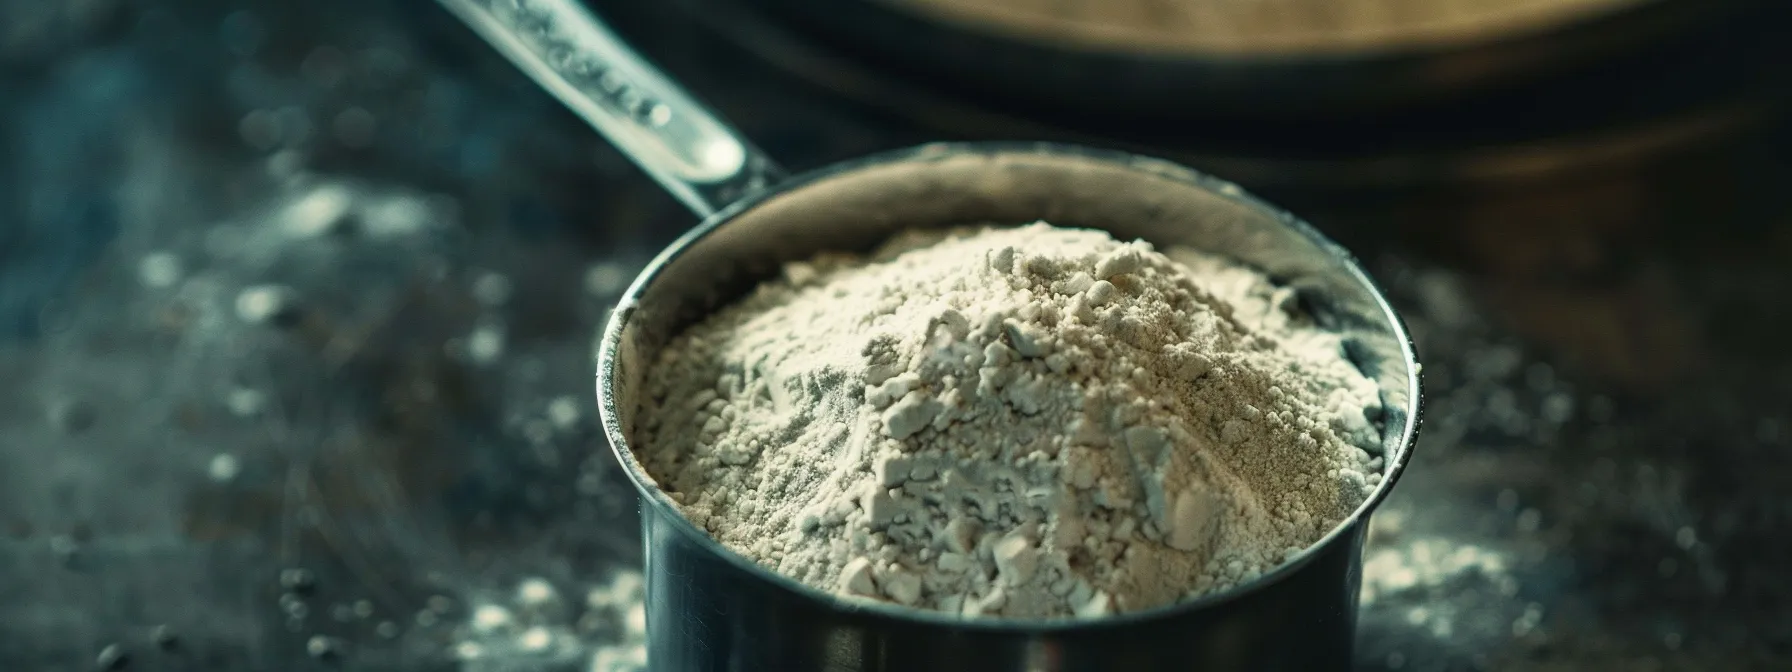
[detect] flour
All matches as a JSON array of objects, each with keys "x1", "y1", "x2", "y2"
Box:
[{"x1": 638, "y1": 223, "x2": 1384, "y2": 618}]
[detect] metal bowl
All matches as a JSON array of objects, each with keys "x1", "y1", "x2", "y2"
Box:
[
  {"x1": 592, "y1": 0, "x2": 1788, "y2": 196},
  {"x1": 741, "y1": 0, "x2": 1766, "y2": 122}
]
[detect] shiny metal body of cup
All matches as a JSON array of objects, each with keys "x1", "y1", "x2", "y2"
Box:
[
  {"x1": 594, "y1": 144, "x2": 1422, "y2": 671},
  {"x1": 440, "y1": 2, "x2": 1420, "y2": 670}
]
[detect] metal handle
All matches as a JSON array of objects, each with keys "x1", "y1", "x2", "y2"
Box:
[{"x1": 440, "y1": 0, "x2": 785, "y2": 217}]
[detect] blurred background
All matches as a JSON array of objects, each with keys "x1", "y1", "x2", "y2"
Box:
[{"x1": 2, "y1": 0, "x2": 1789, "y2": 669}]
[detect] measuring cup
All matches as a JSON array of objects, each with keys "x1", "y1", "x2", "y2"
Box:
[{"x1": 440, "y1": 1, "x2": 1422, "y2": 670}]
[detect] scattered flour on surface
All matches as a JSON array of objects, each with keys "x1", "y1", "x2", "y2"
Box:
[{"x1": 637, "y1": 222, "x2": 1385, "y2": 618}]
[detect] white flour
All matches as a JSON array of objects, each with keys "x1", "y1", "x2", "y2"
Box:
[{"x1": 638, "y1": 223, "x2": 1384, "y2": 618}]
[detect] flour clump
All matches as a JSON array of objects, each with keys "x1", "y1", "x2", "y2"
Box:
[{"x1": 637, "y1": 223, "x2": 1384, "y2": 618}]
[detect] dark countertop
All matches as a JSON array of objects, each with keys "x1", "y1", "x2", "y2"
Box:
[{"x1": 2, "y1": 0, "x2": 1788, "y2": 670}]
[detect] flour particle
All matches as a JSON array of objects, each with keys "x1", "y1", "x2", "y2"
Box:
[{"x1": 638, "y1": 223, "x2": 1384, "y2": 618}]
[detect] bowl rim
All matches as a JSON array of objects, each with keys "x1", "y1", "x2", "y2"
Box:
[
  {"x1": 594, "y1": 141, "x2": 1424, "y2": 632},
  {"x1": 858, "y1": 0, "x2": 1682, "y2": 59}
]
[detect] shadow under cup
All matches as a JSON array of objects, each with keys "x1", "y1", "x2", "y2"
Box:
[{"x1": 596, "y1": 144, "x2": 1421, "y2": 672}]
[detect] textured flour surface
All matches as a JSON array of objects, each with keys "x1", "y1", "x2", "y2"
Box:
[{"x1": 637, "y1": 223, "x2": 1385, "y2": 618}]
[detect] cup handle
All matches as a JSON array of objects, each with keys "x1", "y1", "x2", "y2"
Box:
[{"x1": 439, "y1": 0, "x2": 786, "y2": 217}]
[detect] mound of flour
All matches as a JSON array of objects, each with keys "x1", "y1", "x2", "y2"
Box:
[{"x1": 637, "y1": 223, "x2": 1384, "y2": 618}]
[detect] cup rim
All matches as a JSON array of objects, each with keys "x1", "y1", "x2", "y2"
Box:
[{"x1": 594, "y1": 141, "x2": 1423, "y2": 632}]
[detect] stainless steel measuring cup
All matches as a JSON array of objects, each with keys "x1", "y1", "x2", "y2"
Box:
[{"x1": 441, "y1": 1, "x2": 1422, "y2": 670}]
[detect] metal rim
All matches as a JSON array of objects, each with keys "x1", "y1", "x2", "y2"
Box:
[
  {"x1": 862, "y1": 0, "x2": 1681, "y2": 60},
  {"x1": 595, "y1": 141, "x2": 1424, "y2": 631}
]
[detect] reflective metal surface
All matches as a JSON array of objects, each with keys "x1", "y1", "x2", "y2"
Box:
[{"x1": 438, "y1": 0, "x2": 782, "y2": 216}]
